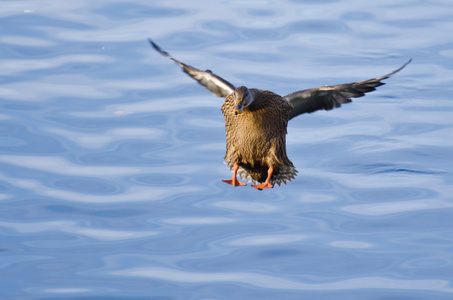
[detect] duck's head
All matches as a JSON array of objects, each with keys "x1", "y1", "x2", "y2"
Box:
[{"x1": 233, "y1": 86, "x2": 253, "y2": 115}]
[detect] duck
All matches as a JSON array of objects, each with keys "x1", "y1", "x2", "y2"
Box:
[{"x1": 148, "y1": 39, "x2": 410, "y2": 190}]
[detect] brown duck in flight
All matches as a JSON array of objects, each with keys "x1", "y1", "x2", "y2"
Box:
[{"x1": 149, "y1": 39, "x2": 410, "y2": 190}]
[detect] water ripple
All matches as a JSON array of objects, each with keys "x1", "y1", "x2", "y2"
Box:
[
  {"x1": 112, "y1": 267, "x2": 453, "y2": 292},
  {"x1": 0, "y1": 172, "x2": 200, "y2": 203},
  {"x1": 0, "y1": 55, "x2": 113, "y2": 75},
  {"x1": 343, "y1": 199, "x2": 453, "y2": 216},
  {"x1": 160, "y1": 217, "x2": 236, "y2": 225},
  {"x1": 52, "y1": 178, "x2": 120, "y2": 194},
  {"x1": 0, "y1": 75, "x2": 119, "y2": 101},
  {"x1": 0, "y1": 155, "x2": 142, "y2": 177},
  {"x1": 227, "y1": 234, "x2": 306, "y2": 246},
  {"x1": 212, "y1": 200, "x2": 279, "y2": 213},
  {"x1": 330, "y1": 241, "x2": 372, "y2": 249},
  {"x1": 0, "y1": 220, "x2": 157, "y2": 242},
  {"x1": 48, "y1": 127, "x2": 165, "y2": 149}
]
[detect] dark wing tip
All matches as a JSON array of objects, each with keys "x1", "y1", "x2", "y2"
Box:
[
  {"x1": 286, "y1": 59, "x2": 412, "y2": 120},
  {"x1": 404, "y1": 58, "x2": 413, "y2": 67},
  {"x1": 393, "y1": 58, "x2": 412, "y2": 73},
  {"x1": 147, "y1": 38, "x2": 171, "y2": 58},
  {"x1": 147, "y1": 38, "x2": 158, "y2": 50},
  {"x1": 147, "y1": 39, "x2": 235, "y2": 98},
  {"x1": 384, "y1": 58, "x2": 412, "y2": 78}
]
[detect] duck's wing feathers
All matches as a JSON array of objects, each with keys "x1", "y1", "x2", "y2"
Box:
[
  {"x1": 148, "y1": 39, "x2": 235, "y2": 98},
  {"x1": 284, "y1": 59, "x2": 411, "y2": 120}
]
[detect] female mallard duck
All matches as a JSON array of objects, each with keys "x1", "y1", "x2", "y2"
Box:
[{"x1": 149, "y1": 39, "x2": 410, "y2": 190}]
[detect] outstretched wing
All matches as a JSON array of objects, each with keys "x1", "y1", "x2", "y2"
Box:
[
  {"x1": 148, "y1": 39, "x2": 235, "y2": 98},
  {"x1": 284, "y1": 59, "x2": 411, "y2": 120}
]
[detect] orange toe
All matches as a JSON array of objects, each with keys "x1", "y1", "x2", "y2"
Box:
[
  {"x1": 222, "y1": 178, "x2": 246, "y2": 187},
  {"x1": 252, "y1": 182, "x2": 274, "y2": 190}
]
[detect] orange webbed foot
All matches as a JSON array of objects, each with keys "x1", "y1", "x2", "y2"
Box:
[
  {"x1": 252, "y1": 182, "x2": 274, "y2": 190},
  {"x1": 222, "y1": 178, "x2": 246, "y2": 187},
  {"x1": 252, "y1": 167, "x2": 274, "y2": 190},
  {"x1": 223, "y1": 163, "x2": 247, "y2": 187}
]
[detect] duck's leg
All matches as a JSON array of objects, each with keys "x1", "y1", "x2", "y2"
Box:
[
  {"x1": 222, "y1": 163, "x2": 246, "y2": 187},
  {"x1": 252, "y1": 167, "x2": 274, "y2": 190}
]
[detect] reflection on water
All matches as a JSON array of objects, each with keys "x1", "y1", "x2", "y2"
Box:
[{"x1": 1, "y1": 0, "x2": 453, "y2": 299}]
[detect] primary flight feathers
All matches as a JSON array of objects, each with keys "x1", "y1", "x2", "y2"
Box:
[{"x1": 149, "y1": 39, "x2": 410, "y2": 120}]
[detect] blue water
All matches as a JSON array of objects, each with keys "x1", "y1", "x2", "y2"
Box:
[{"x1": 1, "y1": 0, "x2": 453, "y2": 299}]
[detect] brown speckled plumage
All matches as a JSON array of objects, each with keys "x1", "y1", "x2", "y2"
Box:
[
  {"x1": 149, "y1": 39, "x2": 410, "y2": 189},
  {"x1": 222, "y1": 89, "x2": 297, "y2": 185}
]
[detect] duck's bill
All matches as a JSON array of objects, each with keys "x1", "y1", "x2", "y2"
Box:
[{"x1": 234, "y1": 105, "x2": 243, "y2": 115}]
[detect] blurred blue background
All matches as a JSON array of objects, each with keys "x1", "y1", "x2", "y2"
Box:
[{"x1": 1, "y1": 0, "x2": 453, "y2": 299}]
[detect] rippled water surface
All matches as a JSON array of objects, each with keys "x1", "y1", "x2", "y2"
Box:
[{"x1": 2, "y1": 0, "x2": 453, "y2": 299}]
